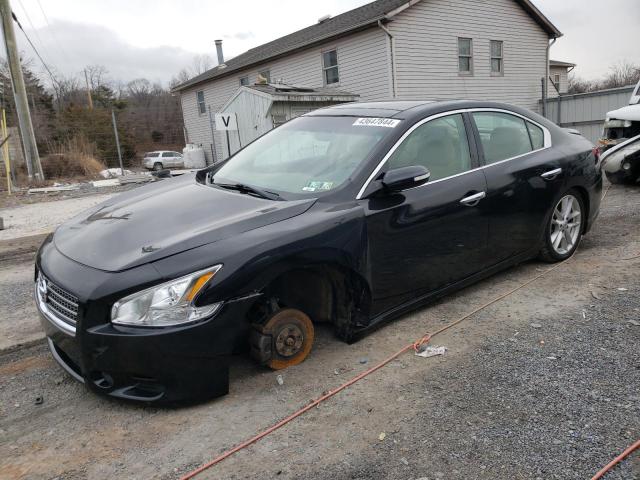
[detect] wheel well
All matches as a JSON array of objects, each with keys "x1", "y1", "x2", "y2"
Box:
[
  {"x1": 254, "y1": 266, "x2": 371, "y2": 333},
  {"x1": 571, "y1": 186, "x2": 590, "y2": 233}
]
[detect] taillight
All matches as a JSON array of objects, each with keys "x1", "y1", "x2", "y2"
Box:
[{"x1": 592, "y1": 146, "x2": 600, "y2": 164}]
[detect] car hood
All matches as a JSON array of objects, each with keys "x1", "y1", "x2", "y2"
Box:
[
  {"x1": 606, "y1": 105, "x2": 640, "y2": 122},
  {"x1": 54, "y1": 175, "x2": 316, "y2": 272}
]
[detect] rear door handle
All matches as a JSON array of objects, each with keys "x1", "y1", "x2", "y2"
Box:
[
  {"x1": 540, "y1": 167, "x2": 562, "y2": 180},
  {"x1": 460, "y1": 191, "x2": 486, "y2": 207}
]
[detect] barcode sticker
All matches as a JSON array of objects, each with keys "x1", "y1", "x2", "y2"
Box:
[{"x1": 353, "y1": 118, "x2": 401, "y2": 128}]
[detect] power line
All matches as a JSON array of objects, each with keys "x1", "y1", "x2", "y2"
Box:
[
  {"x1": 11, "y1": 10, "x2": 57, "y2": 87},
  {"x1": 15, "y1": 0, "x2": 53, "y2": 65},
  {"x1": 35, "y1": 0, "x2": 70, "y2": 64}
]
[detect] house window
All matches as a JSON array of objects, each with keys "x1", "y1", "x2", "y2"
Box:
[
  {"x1": 458, "y1": 38, "x2": 473, "y2": 74},
  {"x1": 258, "y1": 70, "x2": 271, "y2": 83},
  {"x1": 239, "y1": 76, "x2": 249, "y2": 86},
  {"x1": 196, "y1": 91, "x2": 206, "y2": 115},
  {"x1": 490, "y1": 40, "x2": 503, "y2": 75},
  {"x1": 322, "y1": 49, "x2": 339, "y2": 85},
  {"x1": 554, "y1": 74, "x2": 560, "y2": 88}
]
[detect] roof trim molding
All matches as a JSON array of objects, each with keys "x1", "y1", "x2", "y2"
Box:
[
  {"x1": 384, "y1": 0, "x2": 423, "y2": 19},
  {"x1": 515, "y1": 0, "x2": 562, "y2": 38}
]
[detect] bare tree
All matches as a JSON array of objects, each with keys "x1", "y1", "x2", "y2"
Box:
[
  {"x1": 85, "y1": 64, "x2": 110, "y2": 90},
  {"x1": 169, "y1": 68, "x2": 190, "y2": 89},
  {"x1": 568, "y1": 60, "x2": 640, "y2": 94},
  {"x1": 191, "y1": 54, "x2": 214, "y2": 76}
]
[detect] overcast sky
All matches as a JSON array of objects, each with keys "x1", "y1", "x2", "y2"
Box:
[{"x1": 9, "y1": 0, "x2": 640, "y2": 88}]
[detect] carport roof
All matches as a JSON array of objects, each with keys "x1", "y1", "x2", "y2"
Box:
[{"x1": 172, "y1": 0, "x2": 562, "y2": 92}]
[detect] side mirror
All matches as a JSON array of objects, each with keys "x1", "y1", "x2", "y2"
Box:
[{"x1": 381, "y1": 165, "x2": 430, "y2": 192}]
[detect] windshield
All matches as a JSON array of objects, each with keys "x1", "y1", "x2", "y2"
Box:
[{"x1": 212, "y1": 116, "x2": 397, "y2": 196}]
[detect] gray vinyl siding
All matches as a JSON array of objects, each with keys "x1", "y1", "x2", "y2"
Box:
[
  {"x1": 390, "y1": 0, "x2": 548, "y2": 111},
  {"x1": 180, "y1": 28, "x2": 390, "y2": 164}
]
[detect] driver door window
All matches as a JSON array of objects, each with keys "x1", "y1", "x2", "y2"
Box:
[{"x1": 388, "y1": 114, "x2": 472, "y2": 181}]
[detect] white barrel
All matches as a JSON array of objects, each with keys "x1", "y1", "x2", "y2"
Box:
[{"x1": 182, "y1": 144, "x2": 206, "y2": 169}]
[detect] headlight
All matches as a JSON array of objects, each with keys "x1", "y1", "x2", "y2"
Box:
[{"x1": 111, "y1": 265, "x2": 222, "y2": 327}]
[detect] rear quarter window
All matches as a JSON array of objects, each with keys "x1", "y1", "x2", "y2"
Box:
[
  {"x1": 527, "y1": 122, "x2": 545, "y2": 150},
  {"x1": 473, "y1": 112, "x2": 533, "y2": 164}
]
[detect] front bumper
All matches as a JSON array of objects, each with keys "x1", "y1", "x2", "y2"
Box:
[
  {"x1": 36, "y1": 243, "x2": 254, "y2": 405},
  {"x1": 38, "y1": 300, "x2": 247, "y2": 404}
]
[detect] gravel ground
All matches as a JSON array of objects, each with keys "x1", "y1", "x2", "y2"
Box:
[
  {"x1": 312, "y1": 288, "x2": 640, "y2": 480},
  {"x1": 0, "y1": 182, "x2": 638, "y2": 479},
  {"x1": 0, "y1": 194, "x2": 116, "y2": 241}
]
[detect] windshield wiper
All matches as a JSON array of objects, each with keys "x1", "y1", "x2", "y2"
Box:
[{"x1": 213, "y1": 181, "x2": 281, "y2": 201}]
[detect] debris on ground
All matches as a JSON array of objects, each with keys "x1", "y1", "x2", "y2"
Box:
[
  {"x1": 378, "y1": 432, "x2": 386, "y2": 441},
  {"x1": 617, "y1": 287, "x2": 628, "y2": 292},
  {"x1": 28, "y1": 185, "x2": 80, "y2": 194},
  {"x1": 530, "y1": 323, "x2": 542, "y2": 329},
  {"x1": 118, "y1": 174, "x2": 153, "y2": 185},
  {"x1": 99, "y1": 168, "x2": 133, "y2": 178},
  {"x1": 34, "y1": 396, "x2": 43, "y2": 405},
  {"x1": 92, "y1": 179, "x2": 121, "y2": 188},
  {"x1": 358, "y1": 357, "x2": 368, "y2": 365},
  {"x1": 334, "y1": 366, "x2": 351, "y2": 375},
  {"x1": 415, "y1": 345, "x2": 448, "y2": 358},
  {"x1": 628, "y1": 320, "x2": 640, "y2": 326},
  {"x1": 591, "y1": 290, "x2": 601, "y2": 300},
  {"x1": 276, "y1": 374, "x2": 284, "y2": 386}
]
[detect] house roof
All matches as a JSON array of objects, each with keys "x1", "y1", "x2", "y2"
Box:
[
  {"x1": 173, "y1": 0, "x2": 562, "y2": 92},
  {"x1": 247, "y1": 83, "x2": 359, "y2": 100},
  {"x1": 550, "y1": 59, "x2": 577, "y2": 68}
]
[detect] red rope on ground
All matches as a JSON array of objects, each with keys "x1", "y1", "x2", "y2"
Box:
[{"x1": 590, "y1": 439, "x2": 640, "y2": 480}]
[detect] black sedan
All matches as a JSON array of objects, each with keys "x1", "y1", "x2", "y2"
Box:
[{"x1": 35, "y1": 100, "x2": 602, "y2": 404}]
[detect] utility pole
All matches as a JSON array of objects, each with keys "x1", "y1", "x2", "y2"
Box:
[
  {"x1": 84, "y1": 69, "x2": 93, "y2": 110},
  {"x1": 0, "y1": 0, "x2": 43, "y2": 180},
  {"x1": 111, "y1": 109, "x2": 124, "y2": 175}
]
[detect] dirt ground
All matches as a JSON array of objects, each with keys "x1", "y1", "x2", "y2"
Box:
[{"x1": 0, "y1": 182, "x2": 638, "y2": 480}]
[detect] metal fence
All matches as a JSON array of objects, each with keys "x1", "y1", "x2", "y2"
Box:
[{"x1": 541, "y1": 85, "x2": 635, "y2": 143}]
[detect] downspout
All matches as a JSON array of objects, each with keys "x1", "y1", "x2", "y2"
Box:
[
  {"x1": 543, "y1": 37, "x2": 557, "y2": 117},
  {"x1": 378, "y1": 20, "x2": 397, "y2": 98}
]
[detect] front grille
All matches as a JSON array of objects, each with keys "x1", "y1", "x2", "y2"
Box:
[{"x1": 39, "y1": 273, "x2": 79, "y2": 325}]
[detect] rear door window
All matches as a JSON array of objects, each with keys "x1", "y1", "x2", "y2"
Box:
[
  {"x1": 472, "y1": 112, "x2": 533, "y2": 164},
  {"x1": 387, "y1": 113, "x2": 472, "y2": 181},
  {"x1": 162, "y1": 152, "x2": 175, "y2": 158},
  {"x1": 147, "y1": 152, "x2": 160, "y2": 158}
]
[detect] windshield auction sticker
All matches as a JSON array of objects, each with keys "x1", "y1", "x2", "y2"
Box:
[{"x1": 353, "y1": 118, "x2": 401, "y2": 128}]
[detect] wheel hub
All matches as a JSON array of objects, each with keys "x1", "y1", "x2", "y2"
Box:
[{"x1": 274, "y1": 325, "x2": 304, "y2": 357}]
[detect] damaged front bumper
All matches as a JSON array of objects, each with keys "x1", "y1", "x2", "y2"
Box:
[{"x1": 35, "y1": 241, "x2": 255, "y2": 405}]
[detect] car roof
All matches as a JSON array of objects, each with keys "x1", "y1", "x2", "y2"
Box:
[{"x1": 305, "y1": 99, "x2": 555, "y2": 126}]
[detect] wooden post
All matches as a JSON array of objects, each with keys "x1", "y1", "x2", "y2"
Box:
[{"x1": 0, "y1": 0, "x2": 43, "y2": 180}]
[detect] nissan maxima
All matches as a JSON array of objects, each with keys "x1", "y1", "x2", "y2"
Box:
[{"x1": 35, "y1": 100, "x2": 602, "y2": 404}]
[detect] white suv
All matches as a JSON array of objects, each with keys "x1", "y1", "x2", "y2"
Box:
[{"x1": 143, "y1": 151, "x2": 184, "y2": 170}]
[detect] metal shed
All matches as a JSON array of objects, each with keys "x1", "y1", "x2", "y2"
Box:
[{"x1": 217, "y1": 83, "x2": 358, "y2": 160}]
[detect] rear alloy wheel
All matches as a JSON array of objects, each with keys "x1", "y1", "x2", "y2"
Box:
[
  {"x1": 153, "y1": 162, "x2": 163, "y2": 171},
  {"x1": 256, "y1": 308, "x2": 314, "y2": 370},
  {"x1": 539, "y1": 191, "x2": 584, "y2": 262}
]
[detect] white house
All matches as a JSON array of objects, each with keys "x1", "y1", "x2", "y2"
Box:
[
  {"x1": 173, "y1": 0, "x2": 562, "y2": 164},
  {"x1": 548, "y1": 59, "x2": 576, "y2": 97}
]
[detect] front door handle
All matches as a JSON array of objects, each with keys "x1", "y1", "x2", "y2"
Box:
[
  {"x1": 540, "y1": 167, "x2": 562, "y2": 180},
  {"x1": 460, "y1": 191, "x2": 486, "y2": 207}
]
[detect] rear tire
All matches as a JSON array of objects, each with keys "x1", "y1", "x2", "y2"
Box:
[
  {"x1": 153, "y1": 162, "x2": 163, "y2": 171},
  {"x1": 539, "y1": 190, "x2": 585, "y2": 263}
]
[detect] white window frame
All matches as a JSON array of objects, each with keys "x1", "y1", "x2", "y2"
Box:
[
  {"x1": 322, "y1": 48, "x2": 340, "y2": 85},
  {"x1": 196, "y1": 90, "x2": 206, "y2": 115},
  {"x1": 458, "y1": 38, "x2": 473, "y2": 75},
  {"x1": 239, "y1": 76, "x2": 249, "y2": 87},
  {"x1": 490, "y1": 40, "x2": 504, "y2": 76},
  {"x1": 356, "y1": 108, "x2": 552, "y2": 200}
]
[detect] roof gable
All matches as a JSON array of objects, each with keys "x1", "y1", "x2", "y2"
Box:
[{"x1": 173, "y1": 0, "x2": 561, "y2": 92}]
